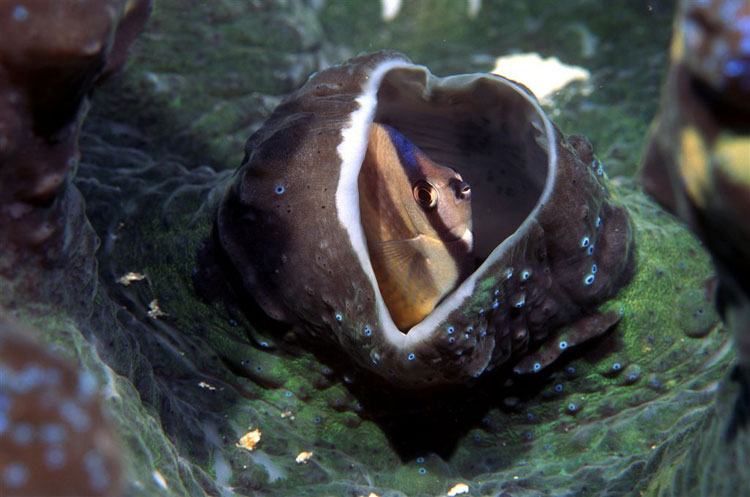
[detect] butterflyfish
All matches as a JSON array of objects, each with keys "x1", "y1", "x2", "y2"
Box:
[{"x1": 358, "y1": 123, "x2": 474, "y2": 330}]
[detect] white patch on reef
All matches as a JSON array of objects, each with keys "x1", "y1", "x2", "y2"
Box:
[
  {"x1": 381, "y1": 0, "x2": 481, "y2": 21},
  {"x1": 381, "y1": 0, "x2": 402, "y2": 22},
  {"x1": 491, "y1": 52, "x2": 591, "y2": 101},
  {"x1": 467, "y1": 0, "x2": 482, "y2": 18},
  {"x1": 152, "y1": 471, "x2": 168, "y2": 490}
]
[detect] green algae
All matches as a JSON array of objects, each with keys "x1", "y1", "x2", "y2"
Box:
[
  {"x1": 74, "y1": 96, "x2": 742, "y2": 496},
  {"x1": 2, "y1": 0, "x2": 748, "y2": 496}
]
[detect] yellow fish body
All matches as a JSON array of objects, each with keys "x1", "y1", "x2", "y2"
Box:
[{"x1": 358, "y1": 123, "x2": 474, "y2": 330}]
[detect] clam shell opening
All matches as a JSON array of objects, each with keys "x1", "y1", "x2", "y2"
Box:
[{"x1": 217, "y1": 51, "x2": 634, "y2": 387}]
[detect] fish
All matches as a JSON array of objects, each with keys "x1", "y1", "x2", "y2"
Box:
[{"x1": 358, "y1": 123, "x2": 474, "y2": 330}]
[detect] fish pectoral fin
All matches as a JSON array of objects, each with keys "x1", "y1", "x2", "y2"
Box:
[
  {"x1": 371, "y1": 238, "x2": 436, "y2": 295},
  {"x1": 369, "y1": 238, "x2": 437, "y2": 328},
  {"x1": 374, "y1": 237, "x2": 423, "y2": 270},
  {"x1": 373, "y1": 236, "x2": 460, "y2": 293},
  {"x1": 369, "y1": 236, "x2": 458, "y2": 330}
]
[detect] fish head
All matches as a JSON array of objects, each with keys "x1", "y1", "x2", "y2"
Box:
[
  {"x1": 410, "y1": 170, "x2": 472, "y2": 242},
  {"x1": 379, "y1": 123, "x2": 473, "y2": 245}
]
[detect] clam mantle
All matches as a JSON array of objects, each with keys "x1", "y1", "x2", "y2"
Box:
[{"x1": 217, "y1": 51, "x2": 634, "y2": 387}]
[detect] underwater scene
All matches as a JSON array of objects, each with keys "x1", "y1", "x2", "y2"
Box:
[{"x1": 1, "y1": 0, "x2": 749, "y2": 496}]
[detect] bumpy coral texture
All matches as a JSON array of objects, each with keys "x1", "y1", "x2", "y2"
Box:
[{"x1": 0, "y1": 320, "x2": 123, "y2": 497}]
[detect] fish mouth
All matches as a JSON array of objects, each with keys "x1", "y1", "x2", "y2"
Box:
[
  {"x1": 437, "y1": 225, "x2": 471, "y2": 244},
  {"x1": 343, "y1": 62, "x2": 553, "y2": 334}
]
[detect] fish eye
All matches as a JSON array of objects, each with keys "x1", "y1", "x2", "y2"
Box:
[
  {"x1": 413, "y1": 180, "x2": 438, "y2": 210},
  {"x1": 457, "y1": 181, "x2": 471, "y2": 200}
]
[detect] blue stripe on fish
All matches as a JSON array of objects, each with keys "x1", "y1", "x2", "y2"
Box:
[{"x1": 383, "y1": 124, "x2": 420, "y2": 173}]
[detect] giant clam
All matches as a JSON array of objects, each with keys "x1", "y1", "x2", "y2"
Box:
[{"x1": 217, "y1": 51, "x2": 634, "y2": 387}]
